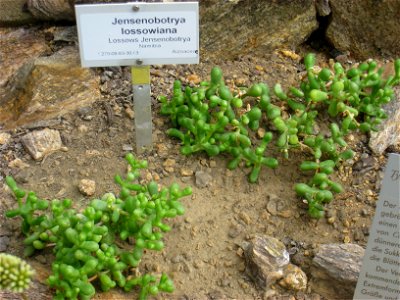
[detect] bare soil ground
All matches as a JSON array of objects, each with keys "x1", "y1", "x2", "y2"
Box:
[{"x1": 0, "y1": 46, "x2": 391, "y2": 300}]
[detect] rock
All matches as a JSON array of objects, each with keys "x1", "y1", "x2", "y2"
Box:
[
  {"x1": 228, "y1": 223, "x2": 243, "y2": 238},
  {"x1": 78, "y1": 179, "x2": 96, "y2": 196},
  {"x1": 195, "y1": 170, "x2": 212, "y2": 188},
  {"x1": 15, "y1": 0, "x2": 316, "y2": 60},
  {"x1": 278, "y1": 210, "x2": 293, "y2": 218},
  {"x1": 0, "y1": 27, "x2": 49, "y2": 104},
  {"x1": 326, "y1": 1, "x2": 400, "y2": 59},
  {"x1": 266, "y1": 194, "x2": 284, "y2": 216},
  {"x1": 77, "y1": 124, "x2": 88, "y2": 133},
  {"x1": 0, "y1": 236, "x2": 10, "y2": 252},
  {"x1": 125, "y1": 107, "x2": 135, "y2": 119},
  {"x1": 187, "y1": 74, "x2": 201, "y2": 84},
  {"x1": 310, "y1": 243, "x2": 364, "y2": 299},
  {"x1": 200, "y1": 0, "x2": 317, "y2": 60},
  {"x1": 193, "y1": 259, "x2": 204, "y2": 269},
  {"x1": 27, "y1": 0, "x2": 74, "y2": 21},
  {"x1": 180, "y1": 167, "x2": 194, "y2": 177},
  {"x1": 279, "y1": 263, "x2": 308, "y2": 292},
  {"x1": 315, "y1": 0, "x2": 331, "y2": 16},
  {"x1": 257, "y1": 127, "x2": 266, "y2": 139},
  {"x1": 8, "y1": 158, "x2": 30, "y2": 169},
  {"x1": 13, "y1": 169, "x2": 30, "y2": 183},
  {"x1": 238, "y1": 211, "x2": 251, "y2": 225},
  {"x1": 163, "y1": 158, "x2": 176, "y2": 168},
  {"x1": 0, "y1": 0, "x2": 36, "y2": 25},
  {"x1": 0, "y1": 132, "x2": 11, "y2": 145},
  {"x1": 77, "y1": 106, "x2": 93, "y2": 119},
  {"x1": 21, "y1": 128, "x2": 62, "y2": 160},
  {"x1": 0, "y1": 46, "x2": 99, "y2": 129},
  {"x1": 243, "y1": 235, "x2": 290, "y2": 289},
  {"x1": 53, "y1": 26, "x2": 78, "y2": 43},
  {"x1": 122, "y1": 144, "x2": 133, "y2": 151},
  {"x1": 369, "y1": 87, "x2": 400, "y2": 155},
  {"x1": 171, "y1": 254, "x2": 185, "y2": 264},
  {"x1": 163, "y1": 158, "x2": 176, "y2": 173},
  {"x1": 34, "y1": 254, "x2": 47, "y2": 264}
]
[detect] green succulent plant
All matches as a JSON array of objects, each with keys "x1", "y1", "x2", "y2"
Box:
[
  {"x1": 160, "y1": 54, "x2": 400, "y2": 218},
  {"x1": 5, "y1": 154, "x2": 191, "y2": 300},
  {"x1": 0, "y1": 253, "x2": 35, "y2": 292}
]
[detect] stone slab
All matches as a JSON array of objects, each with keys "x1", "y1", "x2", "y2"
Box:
[{"x1": 0, "y1": 46, "x2": 99, "y2": 129}]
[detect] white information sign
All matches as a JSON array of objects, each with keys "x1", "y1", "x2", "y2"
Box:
[
  {"x1": 75, "y1": 2, "x2": 199, "y2": 67},
  {"x1": 354, "y1": 153, "x2": 400, "y2": 300}
]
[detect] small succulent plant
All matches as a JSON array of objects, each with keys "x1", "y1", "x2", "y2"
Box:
[{"x1": 0, "y1": 253, "x2": 35, "y2": 292}]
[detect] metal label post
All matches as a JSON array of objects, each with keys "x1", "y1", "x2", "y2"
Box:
[
  {"x1": 75, "y1": 1, "x2": 199, "y2": 152},
  {"x1": 131, "y1": 65, "x2": 152, "y2": 153}
]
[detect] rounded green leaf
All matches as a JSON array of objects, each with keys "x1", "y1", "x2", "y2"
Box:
[
  {"x1": 310, "y1": 89, "x2": 328, "y2": 102},
  {"x1": 300, "y1": 161, "x2": 319, "y2": 171},
  {"x1": 318, "y1": 68, "x2": 331, "y2": 81},
  {"x1": 304, "y1": 53, "x2": 315, "y2": 70},
  {"x1": 295, "y1": 183, "x2": 312, "y2": 196},
  {"x1": 210, "y1": 67, "x2": 223, "y2": 84},
  {"x1": 246, "y1": 84, "x2": 263, "y2": 97}
]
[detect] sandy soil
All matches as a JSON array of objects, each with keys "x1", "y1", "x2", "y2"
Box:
[{"x1": 0, "y1": 46, "x2": 390, "y2": 300}]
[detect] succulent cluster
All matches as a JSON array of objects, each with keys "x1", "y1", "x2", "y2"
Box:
[
  {"x1": 5, "y1": 153, "x2": 192, "y2": 300},
  {"x1": 160, "y1": 54, "x2": 400, "y2": 218},
  {"x1": 0, "y1": 253, "x2": 34, "y2": 292}
]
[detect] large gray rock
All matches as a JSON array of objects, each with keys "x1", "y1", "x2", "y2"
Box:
[
  {"x1": 200, "y1": 0, "x2": 317, "y2": 60},
  {"x1": 0, "y1": 0, "x2": 36, "y2": 25},
  {"x1": 311, "y1": 243, "x2": 364, "y2": 299},
  {"x1": 369, "y1": 86, "x2": 400, "y2": 154},
  {"x1": 326, "y1": 1, "x2": 400, "y2": 59},
  {"x1": 0, "y1": 46, "x2": 99, "y2": 129},
  {"x1": 17, "y1": 0, "x2": 317, "y2": 60},
  {"x1": 27, "y1": 0, "x2": 75, "y2": 21},
  {"x1": 243, "y1": 235, "x2": 290, "y2": 289},
  {"x1": 0, "y1": 28, "x2": 49, "y2": 105}
]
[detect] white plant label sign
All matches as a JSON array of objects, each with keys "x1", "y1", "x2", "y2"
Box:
[
  {"x1": 75, "y1": 2, "x2": 199, "y2": 67},
  {"x1": 354, "y1": 153, "x2": 400, "y2": 300}
]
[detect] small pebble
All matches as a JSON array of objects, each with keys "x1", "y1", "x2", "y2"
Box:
[
  {"x1": 195, "y1": 171, "x2": 212, "y2": 188},
  {"x1": 193, "y1": 259, "x2": 204, "y2": 269},
  {"x1": 278, "y1": 210, "x2": 293, "y2": 218},
  {"x1": 171, "y1": 255, "x2": 184, "y2": 264},
  {"x1": 327, "y1": 217, "x2": 335, "y2": 224},
  {"x1": 219, "y1": 278, "x2": 231, "y2": 287},
  {"x1": 77, "y1": 125, "x2": 88, "y2": 133},
  {"x1": 163, "y1": 158, "x2": 176, "y2": 168},
  {"x1": 35, "y1": 255, "x2": 47, "y2": 264},
  {"x1": 255, "y1": 65, "x2": 264, "y2": 72},
  {"x1": 163, "y1": 158, "x2": 176, "y2": 173},
  {"x1": 238, "y1": 211, "x2": 251, "y2": 225},
  {"x1": 0, "y1": 236, "x2": 10, "y2": 252},
  {"x1": 125, "y1": 107, "x2": 135, "y2": 119},
  {"x1": 228, "y1": 224, "x2": 242, "y2": 238},
  {"x1": 78, "y1": 179, "x2": 96, "y2": 196},
  {"x1": 0, "y1": 132, "x2": 11, "y2": 145},
  {"x1": 180, "y1": 168, "x2": 194, "y2": 176},
  {"x1": 8, "y1": 158, "x2": 30, "y2": 169},
  {"x1": 122, "y1": 144, "x2": 133, "y2": 151},
  {"x1": 236, "y1": 248, "x2": 244, "y2": 258},
  {"x1": 257, "y1": 128, "x2": 265, "y2": 139},
  {"x1": 187, "y1": 74, "x2": 201, "y2": 84}
]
